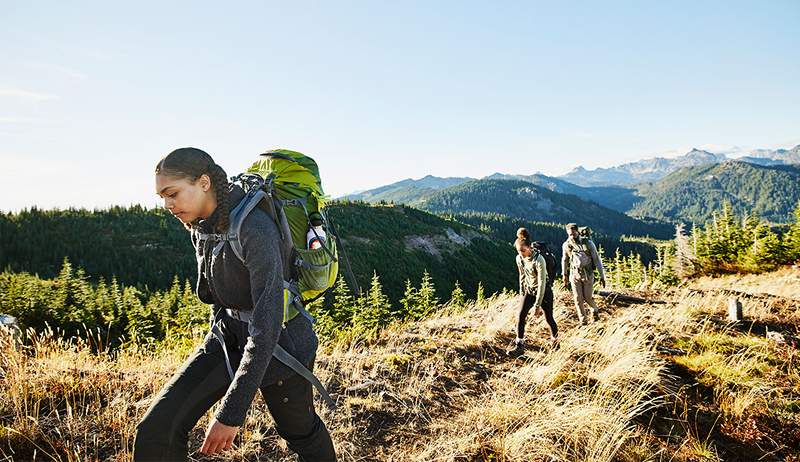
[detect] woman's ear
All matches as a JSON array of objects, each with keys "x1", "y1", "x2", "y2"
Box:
[{"x1": 198, "y1": 174, "x2": 212, "y2": 192}]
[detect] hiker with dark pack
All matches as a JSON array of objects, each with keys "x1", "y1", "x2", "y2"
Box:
[
  {"x1": 507, "y1": 228, "x2": 558, "y2": 356},
  {"x1": 561, "y1": 223, "x2": 605, "y2": 324},
  {"x1": 134, "y1": 148, "x2": 337, "y2": 461}
]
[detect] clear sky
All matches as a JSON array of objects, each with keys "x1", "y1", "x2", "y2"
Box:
[{"x1": 1, "y1": 0, "x2": 798, "y2": 211}]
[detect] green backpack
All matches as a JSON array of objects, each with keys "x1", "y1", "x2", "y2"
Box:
[
  {"x1": 222, "y1": 149, "x2": 357, "y2": 311},
  {"x1": 246, "y1": 150, "x2": 340, "y2": 301}
]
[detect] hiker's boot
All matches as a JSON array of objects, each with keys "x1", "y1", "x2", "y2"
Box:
[
  {"x1": 549, "y1": 336, "x2": 560, "y2": 350},
  {"x1": 506, "y1": 338, "x2": 525, "y2": 357}
]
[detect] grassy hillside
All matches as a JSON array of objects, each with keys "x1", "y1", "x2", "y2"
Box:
[{"x1": 3, "y1": 271, "x2": 798, "y2": 461}]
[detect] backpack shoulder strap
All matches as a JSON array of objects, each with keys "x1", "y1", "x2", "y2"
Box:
[{"x1": 226, "y1": 188, "x2": 269, "y2": 263}]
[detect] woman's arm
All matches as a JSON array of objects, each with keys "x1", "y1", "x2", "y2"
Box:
[
  {"x1": 533, "y1": 255, "x2": 547, "y2": 308},
  {"x1": 214, "y1": 213, "x2": 284, "y2": 427}
]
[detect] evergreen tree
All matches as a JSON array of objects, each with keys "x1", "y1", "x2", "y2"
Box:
[
  {"x1": 399, "y1": 279, "x2": 418, "y2": 317},
  {"x1": 410, "y1": 270, "x2": 438, "y2": 320},
  {"x1": 476, "y1": 281, "x2": 485, "y2": 303},
  {"x1": 449, "y1": 280, "x2": 466, "y2": 307},
  {"x1": 353, "y1": 272, "x2": 391, "y2": 332}
]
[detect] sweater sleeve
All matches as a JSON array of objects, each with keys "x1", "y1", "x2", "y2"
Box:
[
  {"x1": 533, "y1": 254, "x2": 547, "y2": 308},
  {"x1": 589, "y1": 240, "x2": 605, "y2": 281},
  {"x1": 516, "y1": 255, "x2": 526, "y2": 294},
  {"x1": 214, "y1": 214, "x2": 284, "y2": 427},
  {"x1": 561, "y1": 241, "x2": 570, "y2": 280}
]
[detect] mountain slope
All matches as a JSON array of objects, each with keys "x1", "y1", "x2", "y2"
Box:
[
  {"x1": 631, "y1": 161, "x2": 800, "y2": 223},
  {"x1": 413, "y1": 179, "x2": 673, "y2": 238}
]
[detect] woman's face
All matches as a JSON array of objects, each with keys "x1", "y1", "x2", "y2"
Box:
[
  {"x1": 156, "y1": 173, "x2": 215, "y2": 224},
  {"x1": 516, "y1": 242, "x2": 532, "y2": 258}
]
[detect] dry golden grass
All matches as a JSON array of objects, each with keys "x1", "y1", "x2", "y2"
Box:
[
  {"x1": 2, "y1": 271, "x2": 799, "y2": 461},
  {"x1": 690, "y1": 267, "x2": 800, "y2": 301}
]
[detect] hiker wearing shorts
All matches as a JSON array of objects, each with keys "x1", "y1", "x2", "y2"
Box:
[
  {"x1": 562, "y1": 223, "x2": 605, "y2": 324},
  {"x1": 134, "y1": 148, "x2": 336, "y2": 461},
  {"x1": 507, "y1": 228, "x2": 558, "y2": 356}
]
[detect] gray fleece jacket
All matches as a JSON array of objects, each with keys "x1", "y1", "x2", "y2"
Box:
[{"x1": 193, "y1": 185, "x2": 318, "y2": 427}]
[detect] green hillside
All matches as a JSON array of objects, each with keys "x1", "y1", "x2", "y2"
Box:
[
  {"x1": 413, "y1": 179, "x2": 673, "y2": 239},
  {"x1": 631, "y1": 161, "x2": 800, "y2": 223}
]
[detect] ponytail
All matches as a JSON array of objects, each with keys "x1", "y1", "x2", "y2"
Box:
[
  {"x1": 515, "y1": 227, "x2": 531, "y2": 249},
  {"x1": 207, "y1": 164, "x2": 231, "y2": 233}
]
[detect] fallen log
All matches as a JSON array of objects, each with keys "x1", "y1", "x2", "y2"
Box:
[{"x1": 598, "y1": 291, "x2": 666, "y2": 305}]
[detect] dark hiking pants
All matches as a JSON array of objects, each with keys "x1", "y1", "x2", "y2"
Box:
[
  {"x1": 517, "y1": 285, "x2": 557, "y2": 340},
  {"x1": 133, "y1": 334, "x2": 336, "y2": 461}
]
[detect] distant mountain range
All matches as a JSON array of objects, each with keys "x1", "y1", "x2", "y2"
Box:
[
  {"x1": 341, "y1": 172, "x2": 640, "y2": 212},
  {"x1": 340, "y1": 143, "x2": 800, "y2": 226},
  {"x1": 559, "y1": 149, "x2": 727, "y2": 187},
  {"x1": 484, "y1": 173, "x2": 640, "y2": 212},
  {"x1": 412, "y1": 179, "x2": 673, "y2": 238},
  {"x1": 559, "y1": 145, "x2": 800, "y2": 187},
  {"x1": 344, "y1": 175, "x2": 473, "y2": 204}
]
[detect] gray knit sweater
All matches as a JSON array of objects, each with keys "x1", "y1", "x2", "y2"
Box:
[{"x1": 193, "y1": 185, "x2": 318, "y2": 427}]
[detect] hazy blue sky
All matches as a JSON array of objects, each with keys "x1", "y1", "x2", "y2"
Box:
[{"x1": 1, "y1": 1, "x2": 798, "y2": 211}]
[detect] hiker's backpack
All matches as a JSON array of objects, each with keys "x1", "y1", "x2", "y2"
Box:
[
  {"x1": 569, "y1": 239, "x2": 594, "y2": 281},
  {"x1": 201, "y1": 149, "x2": 359, "y2": 322},
  {"x1": 531, "y1": 241, "x2": 558, "y2": 286}
]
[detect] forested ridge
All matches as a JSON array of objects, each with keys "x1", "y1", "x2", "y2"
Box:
[
  {"x1": 631, "y1": 161, "x2": 800, "y2": 223},
  {"x1": 0, "y1": 202, "x2": 515, "y2": 310}
]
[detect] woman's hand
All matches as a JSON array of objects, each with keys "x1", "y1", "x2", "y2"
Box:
[{"x1": 200, "y1": 419, "x2": 239, "y2": 455}]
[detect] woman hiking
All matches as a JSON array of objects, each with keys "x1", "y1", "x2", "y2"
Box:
[
  {"x1": 507, "y1": 228, "x2": 558, "y2": 357},
  {"x1": 134, "y1": 147, "x2": 336, "y2": 461}
]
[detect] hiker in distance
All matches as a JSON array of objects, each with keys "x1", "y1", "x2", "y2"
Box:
[
  {"x1": 507, "y1": 227, "x2": 558, "y2": 357},
  {"x1": 134, "y1": 148, "x2": 336, "y2": 461},
  {"x1": 561, "y1": 223, "x2": 605, "y2": 325}
]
